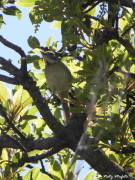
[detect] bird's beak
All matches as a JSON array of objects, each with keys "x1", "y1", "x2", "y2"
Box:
[{"x1": 35, "y1": 49, "x2": 49, "y2": 61}]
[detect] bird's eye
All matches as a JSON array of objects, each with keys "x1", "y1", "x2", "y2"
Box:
[{"x1": 48, "y1": 52, "x2": 55, "y2": 57}]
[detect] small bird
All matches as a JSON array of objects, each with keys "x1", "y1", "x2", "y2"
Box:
[{"x1": 39, "y1": 50, "x2": 72, "y2": 123}]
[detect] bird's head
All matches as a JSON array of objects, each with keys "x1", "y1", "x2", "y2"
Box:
[{"x1": 38, "y1": 49, "x2": 58, "y2": 64}]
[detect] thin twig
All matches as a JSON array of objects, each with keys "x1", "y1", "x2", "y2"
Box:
[
  {"x1": 114, "y1": 36, "x2": 135, "y2": 57},
  {"x1": 11, "y1": 146, "x2": 63, "y2": 167},
  {"x1": 121, "y1": 23, "x2": 135, "y2": 37},
  {"x1": 116, "y1": 68, "x2": 135, "y2": 79},
  {"x1": 83, "y1": 0, "x2": 100, "y2": 14},
  {"x1": 40, "y1": 160, "x2": 54, "y2": 179}
]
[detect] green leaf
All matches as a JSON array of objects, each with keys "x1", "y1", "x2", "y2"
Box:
[
  {"x1": 87, "y1": 6, "x2": 96, "y2": 16},
  {"x1": 1, "y1": 149, "x2": 8, "y2": 161},
  {"x1": 84, "y1": 171, "x2": 96, "y2": 180},
  {"x1": 34, "y1": 72, "x2": 45, "y2": 80},
  {"x1": 0, "y1": 82, "x2": 9, "y2": 102},
  {"x1": 50, "y1": 160, "x2": 63, "y2": 179},
  {"x1": 111, "y1": 100, "x2": 121, "y2": 127},
  {"x1": 33, "y1": 59, "x2": 45, "y2": 70},
  {"x1": 63, "y1": 34, "x2": 80, "y2": 44},
  {"x1": 0, "y1": 14, "x2": 4, "y2": 28},
  {"x1": 129, "y1": 141, "x2": 135, "y2": 148},
  {"x1": 26, "y1": 55, "x2": 41, "y2": 63},
  {"x1": 28, "y1": 36, "x2": 40, "y2": 48},
  {"x1": 15, "y1": 0, "x2": 36, "y2": 7},
  {"x1": 51, "y1": 21, "x2": 61, "y2": 28},
  {"x1": 52, "y1": 41, "x2": 58, "y2": 51},
  {"x1": 29, "y1": 7, "x2": 42, "y2": 24},
  {"x1": 3, "y1": 6, "x2": 22, "y2": 19},
  {"x1": 46, "y1": 35, "x2": 54, "y2": 47},
  {"x1": 61, "y1": 151, "x2": 76, "y2": 175},
  {"x1": 21, "y1": 115, "x2": 37, "y2": 120},
  {"x1": 111, "y1": 100, "x2": 120, "y2": 115},
  {"x1": 23, "y1": 167, "x2": 40, "y2": 180},
  {"x1": 21, "y1": 120, "x2": 31, "y2": 135},
  {"x1": 37, "y1": 172, "x2": 51, "y2": 180},
  {"x1": 12, "y1": 87, "x2": 32, "y2": 108},
  {"x1": 25, "y1": 105, "x2": 38, "y2": 116},
  {"x1": 54, "y1": 108, "x2": 61, "y2": 119}
]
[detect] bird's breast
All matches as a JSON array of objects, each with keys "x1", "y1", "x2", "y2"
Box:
[{"x1": 45, "y1": 62, "x2": 72, "y2": 94}]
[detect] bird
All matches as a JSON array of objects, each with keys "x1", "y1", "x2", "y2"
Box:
[{"x1": 39, "y1": 49, "x2": 72, "y2": 124}]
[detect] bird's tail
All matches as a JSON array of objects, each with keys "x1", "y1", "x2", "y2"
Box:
[{"x1": 59, "y1": 92, "x2": 70, "y2": 124}]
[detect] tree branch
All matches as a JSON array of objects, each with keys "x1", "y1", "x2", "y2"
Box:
[
  {"x1": 0, "y1": 57, "x2": 20, "y2": 76},
  {"x1": 116, "y1": 68, "x2": 135, "y2": 79},
  {"x1": 82, "y1": 0, "x2": 100, "y2": 14},
  {"x1": 0, "y1": 134, "x2": 27, "y2": 152},
  {"x1": 76, "y1": 134, "x2": 133, "y2": 180},
  {"x1": 105, "y1": 0, "x2": 135, "y2": 8},
  {"x1": 121, "y1": 23, "x2": 135, "y2": 37},
  {"x1": 11, "y1": 146, "x2": 63, "y2": 167},
  {"x1": 0, "y1": 58, "x2": 64, "y2": 134},
  {"x1": 0, "y1": 135, "x2": 58, "y2": 151},
  {"x1": 0, "y1": 35, "x2": 25, "y2": 57},
  {"x1": 115, "y1": 36, "x2": 135, "y2": 57},
  {"x1": 0, "y1": 74, "x2": 19, "y2": 85},
  {"x1": 20, "y1": 75, "x2": 64, "y2": 134},
  {"x1": 0, "y1": 37, "x2": 64, "y2": 134},
  {"x1": 0, "y1": 104, "x2": 26, "y2": 140},
  {"x1": 40, "y1": 160, "x2": 54, "y2": 179},
  {"x1": 0, "y1": 35, "x2": 27, "y2": 75},
  {"x1": 81, "y1": 0, "x2": 135, "y2": 9}
]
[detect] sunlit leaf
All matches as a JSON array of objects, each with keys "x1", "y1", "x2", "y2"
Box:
[
  {"x1": 111, "y1": 100, "x2": 121, "y2": 127},
  {"x1": 46, "y1": 35, "x2": 54, "y2": 47},
  {"x1": 26, "y1": 55, "x2": 41, "y2": 63},
  {"x1": 49, "y1": 160, "x2": 63, "y2": 179},
  {"x1": 16, "y1": 0, "x2": 36, "y2": 7},
  {"x1": 0, "y1": 82, "x2": 9, "y2": 102},
  {"x1": 3, "y1": 6, "x2": 22, "y2": 19},
  {"x1": 51, "y1": 21, "x2": 61, "y2": 28},
  {"x1": 23, "y1": 167, "x2": 40, "y2": 180},
  {"x1": 84, "y1": 171, "x2": 96, "y2": 180}
]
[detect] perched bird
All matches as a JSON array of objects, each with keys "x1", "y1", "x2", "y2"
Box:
[{"x1": 39, "y1": 50, "x2": 72, "y2": 123}]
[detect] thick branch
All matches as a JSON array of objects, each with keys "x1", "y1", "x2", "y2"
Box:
[
  {"x1": 0, "y1": 36, "x2": 25, "y2": 57},
  {"x1": 0, "y1": 135, "x2": 58, "y2": 151},
  {"x1": 0, "y1": 57, "x2": 19, "y2": 76},
  {"x1": 20, "y1": 75, "x2": 64, "y2": 134},
  {"x1": 0, "y1": 58, "x2": 63, "y2": 134},
  {"x1": 0, "y1": 113, "x2": 133, "y2": 179},
  {"x1": 76, "y1": 134, "x2": 133, "y2": 180},
  {"x1": 0, "y1": 52, "x2": 63, "y2": 134},
  {"x1": 0, "y1": 74, "x2": 19, "y2": 85}
]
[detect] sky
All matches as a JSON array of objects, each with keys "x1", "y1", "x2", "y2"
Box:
[
  {"x1": 0, "y1": 7, "x2": 61, "y2": 65},
  {"x1": 0, "y1": 6, "x2": 91, "y2": 180}
]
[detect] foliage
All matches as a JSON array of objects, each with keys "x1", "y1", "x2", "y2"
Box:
[{"x1": 0, "y1": 0, "x2": 135, "y2": 180}]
